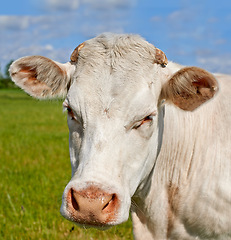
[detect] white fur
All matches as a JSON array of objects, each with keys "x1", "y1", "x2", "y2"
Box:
[{"x1": 10, "y1": 33, "x2": 231, "y2": 239}]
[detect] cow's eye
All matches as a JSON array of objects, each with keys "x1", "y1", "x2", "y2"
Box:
[
  {"x1": 133, "y1": 115, "x2": 154, "y2": 129},
  {"x1": 63, "y1": 102, "x2": 76, "y2": 121},
  {"x1": 132, "y1": 111, "x2": 157, "y2": 130},
  {"x1": 66, "y1": 106, "x2": 75, "y2": 120}
]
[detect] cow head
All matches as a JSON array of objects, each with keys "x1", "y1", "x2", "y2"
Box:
[{"x1": 10, "y1": 33, "x2": 218, "y2": 228}]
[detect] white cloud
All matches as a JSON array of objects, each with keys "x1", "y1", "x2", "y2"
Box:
[
  {"x1": 0, "y1": 14, "x2": 78, "y2": 43},
  {"x1": 207, "y1": 17, "x2": 218, "y2": 23},
  {"x1": 44, "y1": 0, "x2": 80, "y2": 11},
  {"x1": 80, "y1": 22, "x2": 124, "y2": 38},
  {"x1": 0, "y1": 8, "x2": 129, "y2": 68},
  {"x1": 0, "y1": 14, "x2": 77, "y2": 68},
  {"x1": 0, "y1": 16, "x2": 30, "y2": 30},
  {"x1": 197, "y1": 54, "x2": 231, "y2": 74},
  {"x1": 0, "y1": 0, "x2": 134, "y2": 69},
  {"x1": 1, "y1": 41, "x2": 72, "y2": 67},
  {"x1": 12, "y1": 44, "x2": 55, "y2": 57},
  {"x1": 41, "y1": 0, "x2": 135, "y2": 12},
  {"x1": 214, "y1": 39, "x2": 227, "y2": 45},
  {"x1": 0, "y1": 15, "x2": 59, "y2": 33},
  {"x1": 151, "y1": 16, "x2": 162, "y2": 23},
  {"x1": 83, "y1": 0, "x2": 135, "y2": 10}
]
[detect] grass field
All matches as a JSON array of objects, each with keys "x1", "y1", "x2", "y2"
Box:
[{"x1": 0, "y1": 89, "x2": 133, "y2": 240}]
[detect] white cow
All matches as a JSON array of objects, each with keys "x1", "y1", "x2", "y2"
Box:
[{"x1": 10, "y1": 33, "x2": 231, "y2": 239}]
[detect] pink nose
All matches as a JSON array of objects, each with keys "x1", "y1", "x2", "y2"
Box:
[{"x1": 66, "y1": 186, "x2": 119, "y2": 226}]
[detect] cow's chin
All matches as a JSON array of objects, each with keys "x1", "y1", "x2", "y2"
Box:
[
  {"x1": 77, "y1": 224, "x2": 111, "y2": 230},
  {"x1": 60, "y1": 207, "x2": 129, "y2": 230},
  {"x1": 74, "y1": 221, "x2": 117, "y2": 230},
  {"x1": 65, "y1": 214, "x2": 121, "y2": 228}
]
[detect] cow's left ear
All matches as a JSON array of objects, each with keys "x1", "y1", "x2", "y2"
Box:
[
  {"x1": 10, "y1": 56, "x2": 76, "y2": 99},
  {"x1": 160, "y1": 67, "x2": 219, "y2": 111}
]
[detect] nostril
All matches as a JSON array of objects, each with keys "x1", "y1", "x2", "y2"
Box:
[
  {"x1": 102, "y1": 194, "x2": 117, "y2": 211},
  {"x1": 102, "y1": 202, "x2": 109, "y2": 210},
  {"x1": 71, "y1": 188, "x2": 79, "y2": 211},
  {"x1": 65, "y1": 187, "x2": 120, "y2": 226}
]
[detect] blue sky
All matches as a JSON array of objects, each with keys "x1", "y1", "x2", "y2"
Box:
[{"x1": 1, "y1": 0, "x2": 231, "y2": 74}]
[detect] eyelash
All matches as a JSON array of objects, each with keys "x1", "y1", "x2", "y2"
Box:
[
  {"x1": 66, "y1": 107, "x2": 75, "y2": 120},
  {"x1": 133, "y1": 115, "x2": 154, "y2": 129},
  {"x1": 63, "y1": 102, "x2": 76, "y2": 121}
]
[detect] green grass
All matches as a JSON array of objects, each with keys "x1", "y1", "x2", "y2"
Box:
[{"x1": 0, "y1": 89, "x2": 133, "y2": 240}]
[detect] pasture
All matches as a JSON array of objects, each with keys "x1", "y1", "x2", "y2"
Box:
[{"x1": 0, "y1": 89, "x2": 132, "y2": 240}]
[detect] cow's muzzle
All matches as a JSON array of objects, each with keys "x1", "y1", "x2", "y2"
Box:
[{"x1": 62, "y1": 184, "x2": 120, "y2": 227}]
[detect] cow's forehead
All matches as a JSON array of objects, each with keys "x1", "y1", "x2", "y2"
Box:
[
  {"x1": 66, "y1": 75, "x2": 157, "y2": 121},
  {"x1": 67, "y1": 34, "x2": 161, "y2": 117}
]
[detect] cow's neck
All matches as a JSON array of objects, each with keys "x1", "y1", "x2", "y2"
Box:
[{"x1": 132, "y1": 102, "x2": 217, "y2": 237}]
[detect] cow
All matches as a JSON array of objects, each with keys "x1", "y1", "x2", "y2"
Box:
[{"x1": 10, "y1": 33, "x2": 231, "y2": 239}]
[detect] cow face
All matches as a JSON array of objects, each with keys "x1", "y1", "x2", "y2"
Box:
[
  {"x1": 60, "y1": 64, "x2": 165, "y2": 226},
  {"x1": 10, "y1": 33, "x2": 218, "y2": 228}
]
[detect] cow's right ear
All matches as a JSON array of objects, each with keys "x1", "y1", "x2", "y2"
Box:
[{"x1": 10, "y1": 56, "x2": 76, "y2": 99}]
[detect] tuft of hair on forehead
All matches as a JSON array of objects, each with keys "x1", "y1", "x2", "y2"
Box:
[
  {"x1": 78, "y1": 33, "x2": 167, "y2": 69},
  {"x1": 96, "y1": 33, "x2": 157, "y2": 56}
]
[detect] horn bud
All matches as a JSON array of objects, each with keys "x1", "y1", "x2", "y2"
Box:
[
  {"x1": 154, "y1": 48, "x2": 168, "y2": 67},
  {"x1": 70, "y1": 42, "x2": 85, "y2": 62}
]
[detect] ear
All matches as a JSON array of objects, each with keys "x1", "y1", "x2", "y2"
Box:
[
  {"x1": 160, "y1": 67, "x2": 219, "y2": 111},
  {"x1": 9, "y1": 56, "x2": 76, "y2": 99}
]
